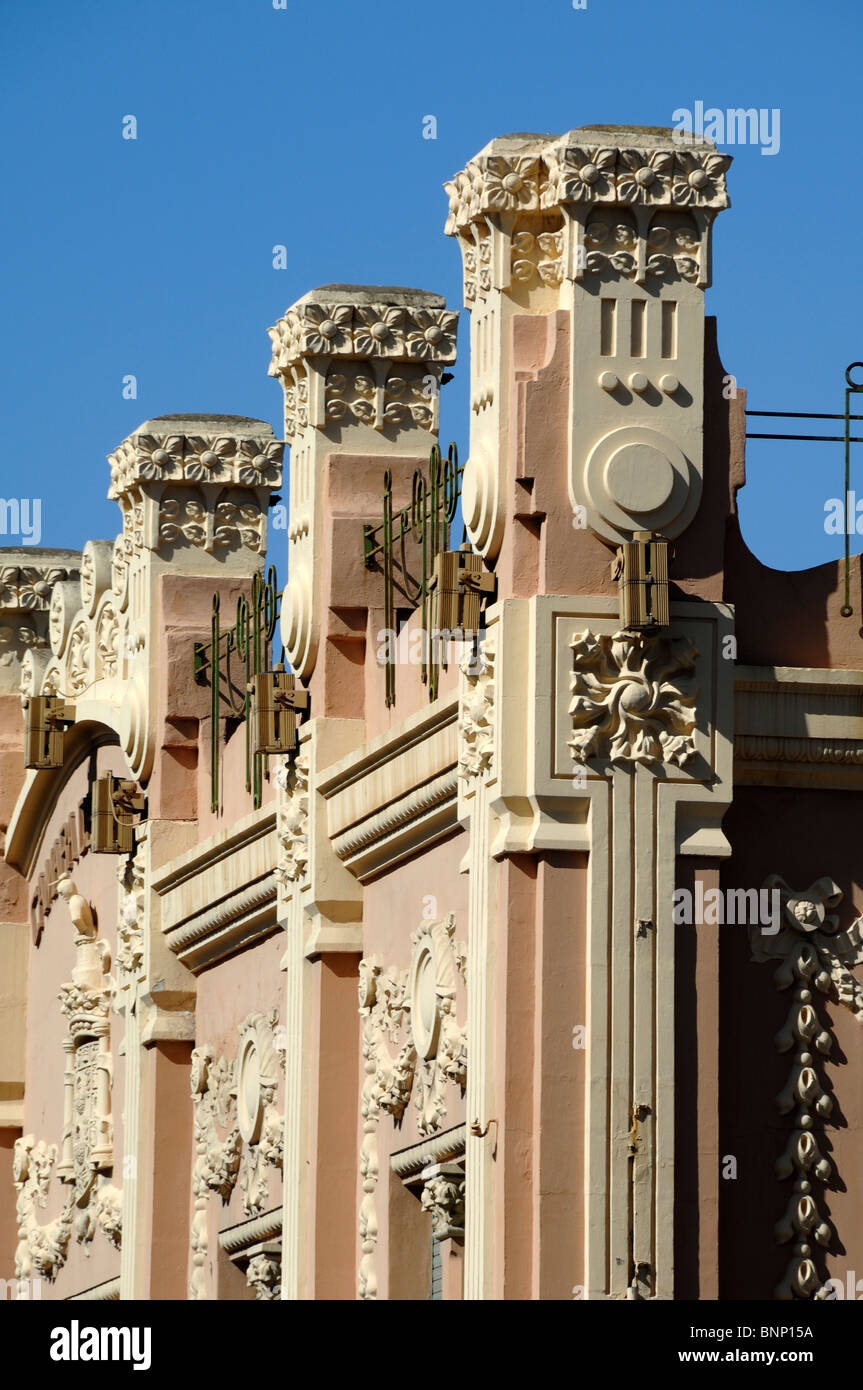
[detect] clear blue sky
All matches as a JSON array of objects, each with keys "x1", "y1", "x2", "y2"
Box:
[{"x1": 2, "y1": 0, "x2": 861, "y2": 571}]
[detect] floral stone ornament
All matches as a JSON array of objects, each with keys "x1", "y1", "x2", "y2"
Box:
[{"x1": 568, "y1": 629, "x2": 698, "y2": 767}]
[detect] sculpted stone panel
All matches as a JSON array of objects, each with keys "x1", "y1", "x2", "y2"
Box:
[
  {"x1": 357, "y1": 914, "x2": 466, "y2": 1299},
  {"x1": 189, "y1": 1011, "x2": 285, "y2": 1299},
  {"x1": 569, "y1": 630, "x2": 698, "y2": 767}
]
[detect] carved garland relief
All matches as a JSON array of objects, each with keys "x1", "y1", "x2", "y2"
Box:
[
  {"x1": 752, "y1": 876, "x2": 863, "y2": 1300},
  {"x1": 13, "y1": 878, "x2": 122, "y2": 1282},
  {"x1": 189, "y1": 1010, "x2": 285, "y2": 1300},
  {"x1": 357, "y1": 914, "x2": 467, "y2": 1300}
]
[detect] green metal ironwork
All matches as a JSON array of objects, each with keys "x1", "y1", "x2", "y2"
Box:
[
  {"x1": 363, "y1": 442, "x2": 463, "y2": 706},
  {"x1": 193, "y1": 566, "x2": 280, "y2": 812},
  {"x1": 745, "y1": 360, "x2": 863, "y2": 615}
]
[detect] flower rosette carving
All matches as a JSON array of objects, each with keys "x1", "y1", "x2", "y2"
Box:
[
  {"x1": 443, "y1": 166, "x2": 479, "y2": 235},
  {"x1": 134, "y1": 433, "x2": 184, "y2": 482},
  {"x1": 546, "y1": 144, "x2": 616, "y2": 204},
  {"x1": 406, "y1": 308, "x2": 458, "y2": 361},
  {"x1": 183, "y1": 435, "x2": 235, "y2": 482},
  {"x1": 568, "y1": 630, "x2": 698, "y2": 767},
  {"x1": 617, "y1": 147, "x2": 673, "y2": 204},
  {"x1": 300, "y1": 301, "x2": 352, "y2": 355},
  {"x1": 236, "y1": 436, "x2": 283, "y2": 486},
  {"x1": 354, "y1": 304, "x2": 405, "y2": 356},
  {"x1": 458, "y1": 636, "x2": 496, "y2": 780},
  {"x1": 3, "y1": 565, "x2": 65, "y2": 611},
  {"x1": 480, "y1": 155, "x2": 540, "y2": 213},
  {"x1": 671, "y1": 148, "x2": 731, "y2": 207}
]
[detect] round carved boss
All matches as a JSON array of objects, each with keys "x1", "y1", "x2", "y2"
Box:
[
  {"x1": 409, "y1": 919, "x2": 459, "y2": 1062},
  {"x1": 237, "y1": 1030, "x2": 263, "y2": 1144},
  {"x1": 583, "y1": 424, "x2": 697, "y2": 540}
]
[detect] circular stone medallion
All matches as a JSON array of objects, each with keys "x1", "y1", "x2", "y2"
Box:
[{"x1": 604, "y1": 443, "x2": 675, "y2": 515}]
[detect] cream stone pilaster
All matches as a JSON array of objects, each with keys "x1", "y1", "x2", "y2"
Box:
[
  {"x1": 267, "y1": 285, "x2": 457, "y2": 679},
  {"x1": 457, "y1": 621, "x2": 498, "y2": 1298},
  {"x1": 488, "y1": 596, "x2": 734, "y2": 1299},
  {"x1": 445, "y1": 129, "x2": 730, "y2": 555},
  {"x1": 277, "y1": 717, "x2": 363, "y2": 1299}
]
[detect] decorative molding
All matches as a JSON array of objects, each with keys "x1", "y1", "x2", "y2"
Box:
[
  {"x1": 320, "y1": 694, "x2": 460, "y2": 884},
  {"x1": 458, "y1": 636, "x2": 495, "y2": 780},
  {"x1": 163, "y1": 878, "x2": 277, "y2": 972},
  {"x1": 734, "y1": 665, "x2": 863, "y2": 789},
  {"x1": 569, "y1": 630, "x2": 698, "y2": 766},
  {"x1": 219, "y1": 1208, "x2": 282, "y2": 1258},
  {"x1": 155, "y1": 805, "x2": 279, "y2": 973},
  {"x1": 390, "y1": 1123, "x2": 467, "y2": 1180},
  {"x1": 330, "y1": 769, "x2": 458, "y2": 882},
  {"x1": 751, "y1": 876, "x2": 863, "y2": 1299}
]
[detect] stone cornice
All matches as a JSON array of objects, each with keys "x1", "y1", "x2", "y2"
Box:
[
  {"x1": 734, "y1": 664, "x2": 863, "y2": 788},
  {"x1": 318, "y1": 693, "x2": 461, "y2": 883},
  {"x1": 390, "y1": 1123, "x2": 467, "y2": 1181},
  {"x1": 219, "y1": 1207, "x2": 282, "y2": 1258},
  {"x1": 153, "y1": 804, "x2": 279, "y2": 973}
]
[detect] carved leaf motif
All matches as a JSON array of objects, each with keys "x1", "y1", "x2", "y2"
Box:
[{"x1": 568, "y1": 630, "x2": 698, "y2": 766}]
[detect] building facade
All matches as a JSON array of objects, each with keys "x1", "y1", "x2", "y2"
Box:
[{"x1": 2, "y1": 125, "x2": 862, "y2": 1302}]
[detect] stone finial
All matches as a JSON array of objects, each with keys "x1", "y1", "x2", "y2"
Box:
[{"x1": 268, "y1": 284, "x2": 458, "y2": 440}]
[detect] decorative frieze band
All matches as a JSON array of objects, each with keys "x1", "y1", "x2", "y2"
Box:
[
  {"x1": 268, "y1": 290, "x2": 458, "y2": 378},
  {"x1": 444, "y1": 135, "x2": 730, "y2": 236},
  {"x1": 108, "y1": 419, "x2": 283, "y2": 500}
]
